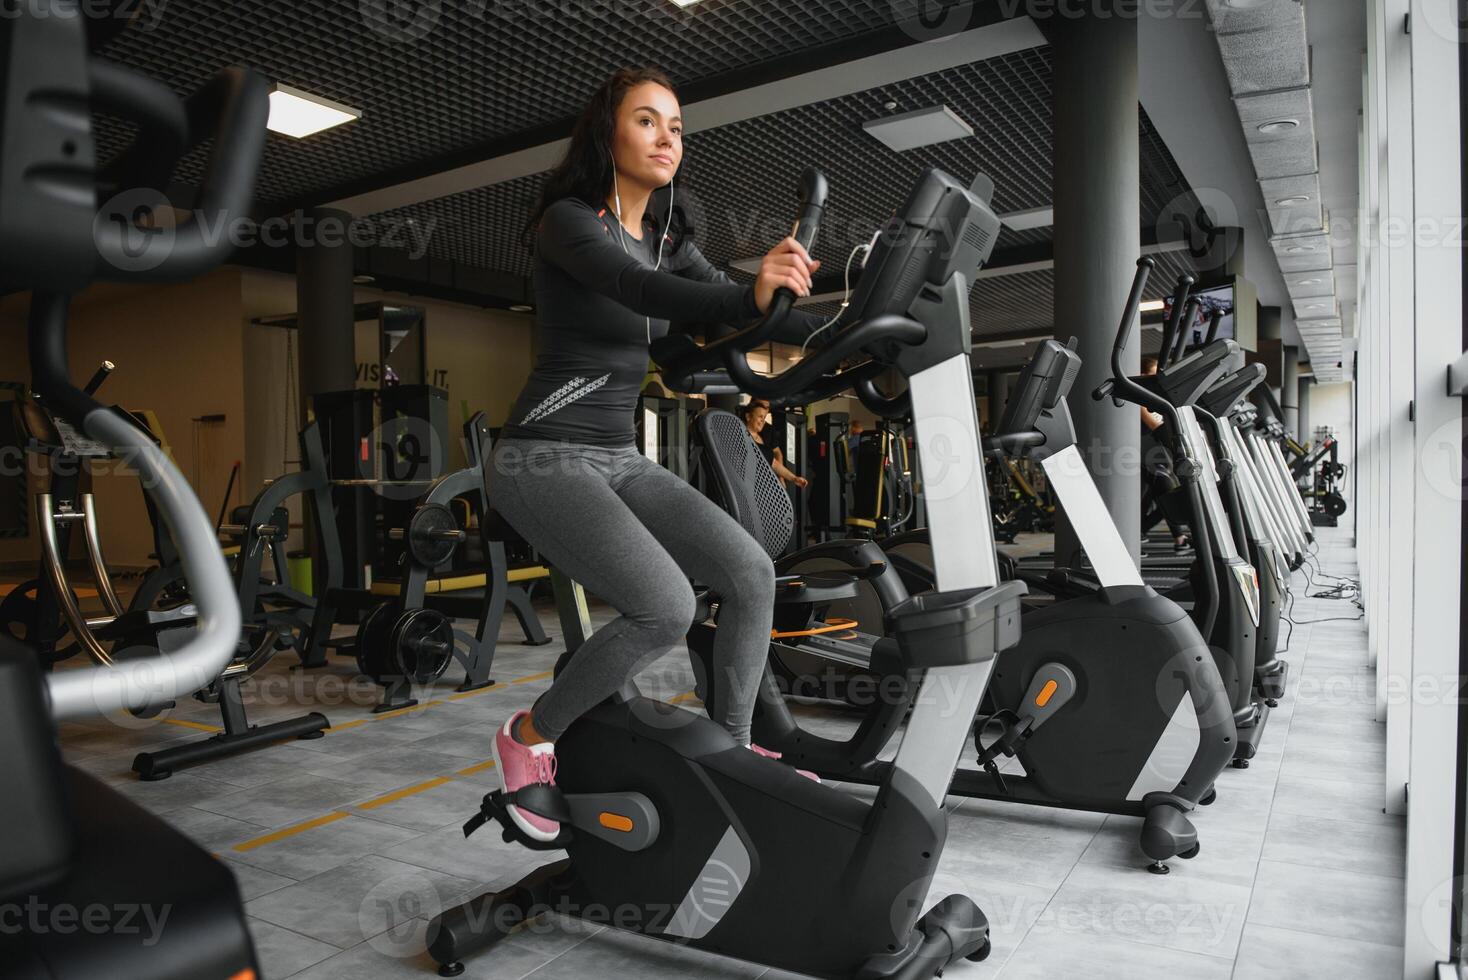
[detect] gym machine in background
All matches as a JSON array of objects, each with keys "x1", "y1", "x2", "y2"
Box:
[
  {"x1": 312, "y1": 383, "x2": 449, "y2": 587},
  {"x1": 806, "y1": 411, "x2": 854, "y2": 542},
  {"x1": 636, "y1": 385, "x2": 703, "y2": 483},
  {"x1": 846, "y1": 418, "x2": 922, "y2": 539},
  {"x1": 305, "y1": 413, "x2": 551, "y2": 711}
]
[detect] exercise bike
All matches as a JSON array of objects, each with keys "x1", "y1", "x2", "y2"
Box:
[
  {"x1": 692, "y1": 269, "x2": 1235, "y2": 872},
  {"x1": 428, "y1": 166, "x2": 1026, "y2": 980}
]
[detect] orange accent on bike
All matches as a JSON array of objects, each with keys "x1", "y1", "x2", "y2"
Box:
[
  {"x1": 1035, "y1": 679, "x2": 1059, "y2": 708},
  {"x1": 599, "y1": 812, "x2": 634, "y2": 833},
  {"x1": 771, "y1": 618, "x2": 860, "y2": 639}
]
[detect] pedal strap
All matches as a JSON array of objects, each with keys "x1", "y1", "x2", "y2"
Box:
[
  {"x1": 463, "y1": 785, "x2": 572, "y2": 840},
  {"x1": 973, "y1": 711, "x2": 1031, "y2": 767}
]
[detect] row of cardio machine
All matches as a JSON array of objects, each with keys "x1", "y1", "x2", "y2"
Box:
[{"x1": 680, "y1": 257, "x2": 1316, "y2": 878}]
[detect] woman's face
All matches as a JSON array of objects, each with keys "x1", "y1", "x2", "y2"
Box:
[
  {"x1": 749, "y1": 404, "x2": 770, "y2": 430},
  {"x1": 611, "y1": 81, "x2": 682, "y2": 191}
]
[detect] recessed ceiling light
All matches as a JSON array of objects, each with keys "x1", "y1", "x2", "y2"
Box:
[
  {"x1": 668, "y1": 0, "x2": 705, "y2": 6},
  {"x1": 1285, "y1": 245, "x2": 1314, "y2": 253},
  {"x1": 863, "y1": 105, "x2": 974, "y2": 152},
  {"x1": 352, "y1": 274, "x2": 375, "y2": 285},
  {"x1": 1296, "y1": 278, "x2": 1323, "y2": 285},
  {"x1": 1257, "y1": 119, "x2": 1300, "y2": 134},
  {"x1": 268, "y1": 83, "x2": 362, "y2": 138},
  {"x1": 1140, "y1": 299, "x2": 1167, "y2": 313},
  {"x1": 509, "y1": 304, "x2": 535, "y2": 313},
  {"x1": 1275, "y1": 195, "x2": 1312, "y2": 206}
]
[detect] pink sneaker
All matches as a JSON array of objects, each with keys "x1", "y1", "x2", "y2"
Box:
[
  {"x1": 749, "y1": 743, "x2": 820, "y2": 782},
  {"x1": 494, "y1": 711, "x2": 560, "y2": 842}
]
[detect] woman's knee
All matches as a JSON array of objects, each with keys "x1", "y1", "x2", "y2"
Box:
[
  {"x1": 630, "y1": 584, "x2": 698, "y2": 644},
  {"x1": 719, "y1": 548, "x2": 776, "y2": 607}
]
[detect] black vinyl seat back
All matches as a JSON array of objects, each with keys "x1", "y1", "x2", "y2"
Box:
[{"x1": 695, "y1": 409, "x2": 795, "y2": 560}]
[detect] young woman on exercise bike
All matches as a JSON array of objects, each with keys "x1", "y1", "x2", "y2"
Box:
[{"x1": 488, "y1": 68, "x2": 823, "y2": 841}]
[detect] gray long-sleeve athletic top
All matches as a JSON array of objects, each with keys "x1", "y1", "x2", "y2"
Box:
[{"x1": 499, "y1": 196, "x2": 822, "y2": 447}]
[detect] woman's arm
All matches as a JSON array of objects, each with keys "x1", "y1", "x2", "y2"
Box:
[
  {"x1": 538, "y1": 199, "x2": 760, "y2": 325},
  {"x1": 771, "y1": 447, "x2": 808, "y2": 488},
  {"x1": 671, "y1": 238, "x2": 831, "y2": 345}
]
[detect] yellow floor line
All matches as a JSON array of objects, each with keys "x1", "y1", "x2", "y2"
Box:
[
  {"x1": 356, "y1": 776, "x2": 452, "y2": 810},
  {"x1": 326, "y1": 718, "x2": 370, "y2": 732},
  {"x1": 232, "y1": 811, "x2": 348, "y2": 852},
  {"x1": 510, "y1": 670, "x2": 554, "y2": 684},
  {"x1": 668, "y1": 691, "x2": 701, "y2": 705},
  {"x1": 446, "y1": 684, "x2": 503, "y2": 701},
  {"x1": 372, "y1": 700, "x2": 444, "y2": 720},
  {"x1": 455, "y1": 759, "x2": 497, "y2": 776},
  {"x1": 159, "y1": 717, "x2": 224, "y2": 733}
]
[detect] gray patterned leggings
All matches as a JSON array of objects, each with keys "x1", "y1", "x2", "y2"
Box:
[{"x1": 487, "y1": 439, "x2": 776, "y2": 743}]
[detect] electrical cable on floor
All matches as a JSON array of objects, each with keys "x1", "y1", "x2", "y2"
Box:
[{"x1": 1282, "y1": 544, "x2": 1364, "y2": 625}]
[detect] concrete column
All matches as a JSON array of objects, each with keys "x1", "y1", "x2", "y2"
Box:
[
  {"x1": 1051, "y1": 5, "x2": 1140, "y2": 565},
  {"x1": 1282, "y1": 345, "x2": 1300, "y2": 438},
  {"x1": 295, "y1": 207, "x2": 357, "y2": 423}
]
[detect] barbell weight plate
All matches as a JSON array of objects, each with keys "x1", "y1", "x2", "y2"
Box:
[
  {"x1": 406, "y1": 502, "x2": 462, "y2": 569},
  {"x1": 391, "y1": 607, "x2": 455, "y2": 684},
  {"x1": 354, "y1": 602, "x2": 399, "y2": 684}
]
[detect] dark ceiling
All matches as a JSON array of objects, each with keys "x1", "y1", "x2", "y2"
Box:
[{"x1": 92, "y1": 1, "x2": 1207, "y2": 338}]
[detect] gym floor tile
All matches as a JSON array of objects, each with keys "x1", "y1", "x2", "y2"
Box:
[
  {"x1": 223, "y1": 858, "x2": 298, "y2": 902},
  {"x1": 995, "y1": 926, "x2": 1233, "y2": 980},
  {"x1": 515, "y1": 922, "x2": 766, "y2": 980},
  {"x1": 305, "y1": 741, "x2": 489, "y2": 791},
  {"x1": 227, "y1": 812, "x2": 425, "y2": 882},
  {"x1": 284, "y1": 933, "x2": 570, "y2": 980},
  {"x1": 106, "y1": 766, "x2": 245, "y2": 811},
  {"x1": 1078, "y1": 815, "x2": 1266, "y2": 889},
  {"x1": 192, "y1": 771, "x2": 385, "y2": 826},
  {"x1": 1032, "y1": 859, "x2": 1252, "y2": 959},
  {"x1": 1245, "y1": 861, "x2": 1407, "y2": 947},
  {"x1": 1268, "y1": 772, "x2": 1400, "y2": 826},
  {"x1": 918, "y1": 864, "x2": 1058, "y2": 978},
  {"x1": 149, "y1": 804, "x2": 275, "y2": 853},
  {"x1": 1261, "y1": 809, "x2": 1406, "y2": 879},
  {"x1": 1278, "y1": 737, "x2": 1387, "y2": 785},
  {"x1": 246, "y1": 854, "x2": 479, "y2": 950},
  {"x1": 377, "y1": 819, "x2": 567, "y2": 893},
  {"x1": 348, "y1": 775, "x2": 502, "y2": 834},
  {"x1": 1229, "y1": 922, "x2": 1402, "y2": 979},
  {"x1": 246, "y1": 917, "x2": 339, "y2": 979}
]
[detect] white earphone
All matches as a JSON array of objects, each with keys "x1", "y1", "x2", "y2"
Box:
[{"x1": 611, "y1": 160, "x2": 675, "y2": 345}]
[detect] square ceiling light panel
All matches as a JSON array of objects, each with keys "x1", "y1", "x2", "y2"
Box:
[{"x1": 863, "y1": 105, "x2": 974, "y2": 153}]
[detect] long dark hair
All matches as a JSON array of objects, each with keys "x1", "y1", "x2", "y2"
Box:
[{"x1": 523, "y1": 67, "x2": 690, "y2": 252}]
